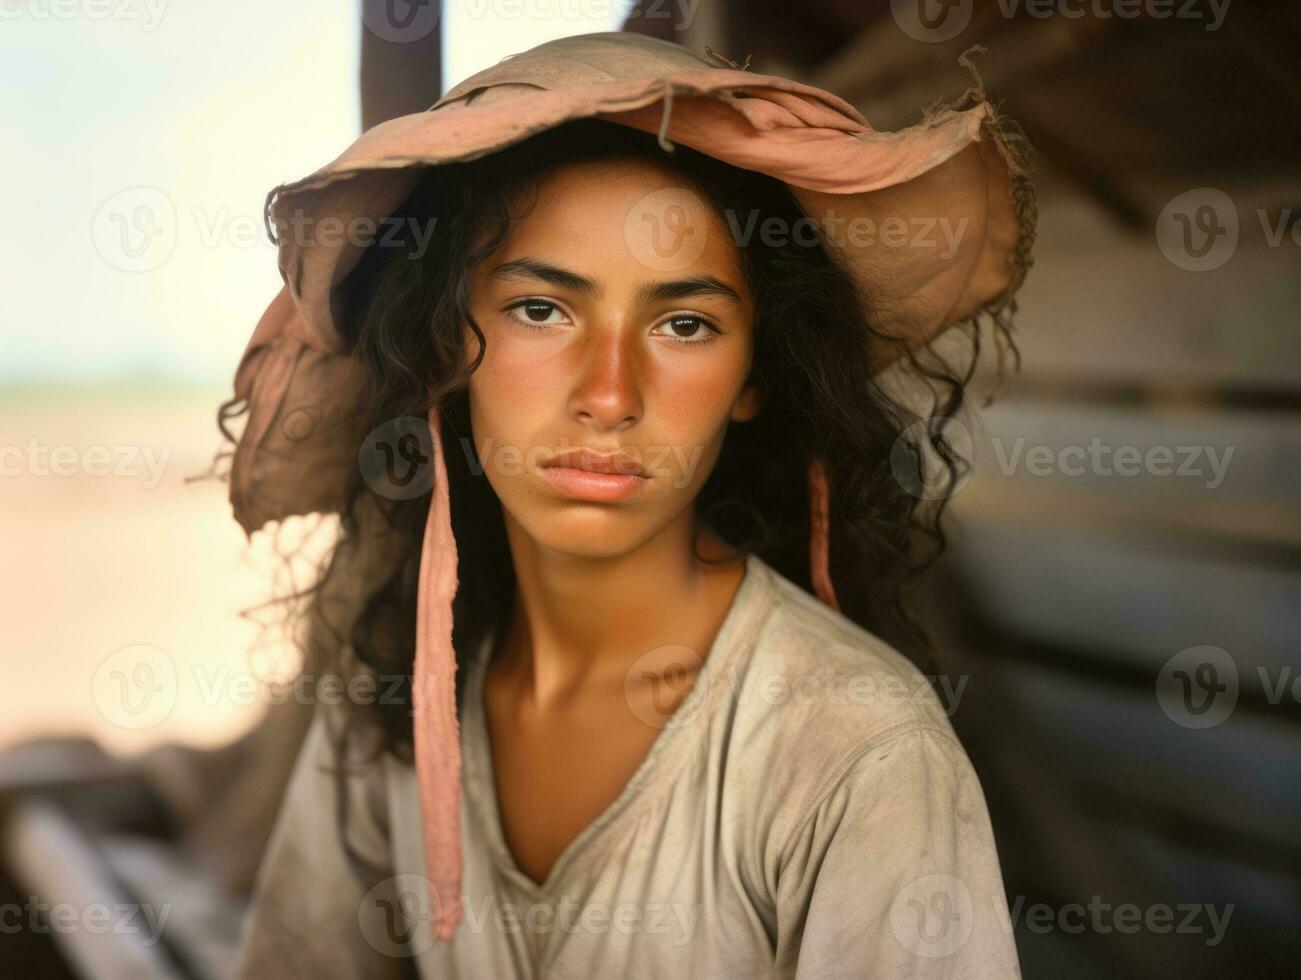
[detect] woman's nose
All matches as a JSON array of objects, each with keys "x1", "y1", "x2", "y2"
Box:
[{"x1": 568, "y1": 326, "x2": 643, "y2": 431}]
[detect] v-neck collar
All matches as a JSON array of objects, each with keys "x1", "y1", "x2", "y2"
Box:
[{"x1": 460, "y1": 551, "x2": 774, "y2": 897}]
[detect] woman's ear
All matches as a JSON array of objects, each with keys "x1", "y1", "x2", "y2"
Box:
[{"x1": 730, "y1": 381, "x2": 762, "y2": 423}]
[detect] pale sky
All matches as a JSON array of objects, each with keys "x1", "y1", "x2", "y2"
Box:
[{"x1": 1, "y1": 0, "x2": 628, "y2": 383}]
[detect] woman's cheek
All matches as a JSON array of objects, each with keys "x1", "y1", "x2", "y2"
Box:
[
  {"x1": 649, "y1": 356, "x2": 746, "y2": 485},
  {"x1": 472, "y1": 329, "x2": 570, "y2": 451},
  {"x1": 481, "y1": 326, "x2": 571, "y2": 399}
]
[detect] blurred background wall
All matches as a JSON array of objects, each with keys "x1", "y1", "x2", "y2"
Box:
[
  {"x1": 0, "y1": 0, "x2": 633, "y2": 754},
  {"x1": 2, "y1": 1, "x2": 1297, "y2": 977}
]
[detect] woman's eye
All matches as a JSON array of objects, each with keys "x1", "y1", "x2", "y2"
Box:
[
  {"x1": 505, "y1": 299, "x2": 568, "y2": 327},
  {"x1": 654, "y1": 315, "x2": 719, "y2": 344}
]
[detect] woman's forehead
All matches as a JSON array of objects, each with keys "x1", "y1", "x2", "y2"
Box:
[{"x1": 486, "y1": 156, "x2": 750, "y2": 291}]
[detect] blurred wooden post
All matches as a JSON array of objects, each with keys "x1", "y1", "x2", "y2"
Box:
[{"x1": 360, "y1": 0, "x2": 443, "y2": 131}]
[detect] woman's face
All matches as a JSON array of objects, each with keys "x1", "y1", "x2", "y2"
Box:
[{"x1": 463, "y1": 155, "x2": 761, "y2": 559}]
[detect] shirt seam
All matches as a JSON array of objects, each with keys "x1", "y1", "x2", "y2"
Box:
[{"x1": 773, "y1": 721, "x2": 969, "y2": 876}]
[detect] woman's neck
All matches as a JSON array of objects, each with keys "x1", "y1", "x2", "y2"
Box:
[{"x1": 495, "y1": 511, "x2": 746, "y2": 709}]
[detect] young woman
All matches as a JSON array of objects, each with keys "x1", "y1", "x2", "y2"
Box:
[{"x1": 227, "y1": 32, "x2": 1032, "y2": 980}]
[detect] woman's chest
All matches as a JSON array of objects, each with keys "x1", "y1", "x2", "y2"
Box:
[
  {"x1": 383, "y1": 738, "x2": 780, "y2": 979},
  {"x1": 483, "y1": 677, "x2": 671, "y2": 888}
]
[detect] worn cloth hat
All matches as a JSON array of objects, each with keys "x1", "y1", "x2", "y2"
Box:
[{"x1": 221, "y1": 30, "x2": 1035, "y2": 942}]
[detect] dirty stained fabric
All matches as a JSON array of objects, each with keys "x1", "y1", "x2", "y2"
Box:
[{"x1": 233, "y1": 552, "x2": 1021, "y2": 979}]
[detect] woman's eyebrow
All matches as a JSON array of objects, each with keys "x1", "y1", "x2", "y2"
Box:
[
  {"x1": 487, "y1": 258, "x2": 744, "y2": 307},
  {"x1": 487, "y1": 258, "x2": 597, "y2": 294},
  {"x1": 635, "y1": 275, "x2": 745, "y2": 307}
]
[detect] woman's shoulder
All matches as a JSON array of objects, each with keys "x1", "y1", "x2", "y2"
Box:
[
  {"x1": 720, "y1": 556, "x2": 975, "y2": 816},
  {"x1": 741, "y1": 554, "x2": 960, "y2": 742}
]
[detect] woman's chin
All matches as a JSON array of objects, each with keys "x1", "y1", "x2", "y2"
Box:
[{"x1": 512, "y1": 511, "x2": 662, "y2": 562}]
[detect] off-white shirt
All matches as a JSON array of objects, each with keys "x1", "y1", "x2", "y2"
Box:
[{"x1": 234, "y1": 552, "x2": 1021, "y2": 978}]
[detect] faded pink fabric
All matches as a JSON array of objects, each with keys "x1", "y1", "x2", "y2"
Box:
[
  {"x1": 413, "y1": 405, "x2": 463, "y2": 941},
  {"x1": 807, "y1": 458, "x2": 840, "y2": 612}
]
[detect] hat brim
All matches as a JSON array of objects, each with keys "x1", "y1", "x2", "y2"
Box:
[
  {"x1": 230, "y1": 35, "x2": 1034, "y2": 535},
  {"x1": 269, "y1": 65, "x2": 1030, "y2": 360}
]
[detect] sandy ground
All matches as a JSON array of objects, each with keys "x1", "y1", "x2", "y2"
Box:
[{"x1": 1, "y1": 383, "x2": 323, "y2": 758}]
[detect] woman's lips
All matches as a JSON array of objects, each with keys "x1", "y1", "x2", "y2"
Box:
[{"x1": 536, "y1": 465, "x2": 648, "y2": 503}]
